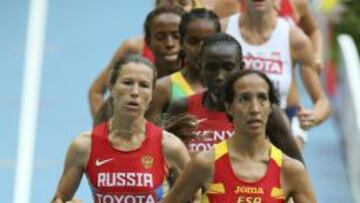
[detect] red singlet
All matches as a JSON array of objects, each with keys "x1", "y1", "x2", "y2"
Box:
[
  {"x1": 203, "y1": 141, "x2": 285, "y2": 203},
  {"x1": 86, "y1": 121, "x2": 169, "y2": 203},
  {"x1": 186, "y1": 92, "x2": 234, "y2": 152}
]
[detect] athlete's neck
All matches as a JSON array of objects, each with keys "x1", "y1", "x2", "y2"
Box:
[
  {"x1": 204, "y1": 91, "x2": 223, "y2": 111},
  {"x1": 182, "y1": 66, "x2": 202, "y2": 85},
  {"x1": 110, "y1": 114, "x2": 146, "y2": 139},
  {"x1": 228, "y1": 128, "x2": 268, "y2": 158},
  {"x1": 155, "y1": 60, "x2": 178, "y2": 78},
  {"x1": 241, "y1": 9, "x2": 277, "y2": 37}
]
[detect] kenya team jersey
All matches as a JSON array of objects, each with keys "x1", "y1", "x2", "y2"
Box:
[
  {"x1": 203, "y1": 141, "x2": 285, "y2": 203},
  {"x1": 86, "y1": 122, "x2": 169, "y2": 203},
  {"x1": 186, "y1": 93, "x2": 234, "y2": 152},
  {"x1": 226, "y1": 14, "x2": 292, "y2": 108}
]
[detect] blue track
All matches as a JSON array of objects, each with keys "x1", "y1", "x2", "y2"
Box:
[{"x1": 0, "y1": 1, "x2": 354, "y2": 202}]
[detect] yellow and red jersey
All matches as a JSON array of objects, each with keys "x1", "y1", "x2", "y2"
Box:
[{"x1": 203, "y1": 141, "x2": 285, "y2": 203}]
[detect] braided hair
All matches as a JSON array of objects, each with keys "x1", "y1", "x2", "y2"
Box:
[
  {"x1": 199, "y1": 32, "x2": 245, "y2": 69},
  {"x1": 177, "y1": 8, "x2": 221, "y2": 67}
]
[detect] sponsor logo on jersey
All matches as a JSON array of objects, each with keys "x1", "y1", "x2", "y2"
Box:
[
  {"x1": 244, "y1": 53, "x2": 283, "y2": 75},
  {"x1": 197, "y1": 118, "x2": 208, "y2": 124},
  {"x1": 95, "y1": 158, "x2": 114, "y2": 167},
  {"x1": 234, "y1": 186, "x2": 264, "y2": 194},
  {"x1": 95, "y1": 193, "x2": 156, "y2": 203}
]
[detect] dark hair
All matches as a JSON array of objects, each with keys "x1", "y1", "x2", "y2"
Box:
[
  {"x1": 94, "y1": 54, "x2": 157, "y2": 126},
  {"x1": 267, "y1": 106, "x2": 305, "y2": 163},
  {"x1": 155, "y1": 0, "x2": 195, "y2": 7},
  {"x1": 220, "y1": 69, "x2": 304, "y2": 163},
  {"x1": 177, "y1": 8, "x2": 221, "y2": 67},
  {"x1": 155, "y1": 113, "x2": 198, "y2": 142},
  {"x1": 199, "y1": 32, "x2": 245, "y2": 69},
  {"x1": 144, "y1": 5, "x2": 185, "y2": 46},
  {"x1": 179, "y1": 8, "x2": 220, "y2": 39},
  {"x1": 221, "y1": 69, "x2": 280, "y2": 119}
]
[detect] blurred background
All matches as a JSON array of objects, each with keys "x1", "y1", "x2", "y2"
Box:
[{"x1": 1, "y1": 0, "x2": 359, "y2": 202}]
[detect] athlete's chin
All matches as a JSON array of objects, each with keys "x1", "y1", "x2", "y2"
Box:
[
  {"x1": 246, "y1": 126, "x2": 264, "y2": 136},
  {"x1": 122, "y1": 108, "x2": 144, "y2": 118},
  {"x1": 251, "y1": 4, "x2": 268, "y2": 12},
  {"x1": 212, "y1": 86, "x2": 223, "y2": 96},
  {"x1": 162, "y1": 58, "x2": 178, "y2": 68},
  {"x1": 163, "y1": 54, "x2": 178, "y2": 62}
]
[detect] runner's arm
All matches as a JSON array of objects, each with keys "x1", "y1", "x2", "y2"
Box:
[
  {"x1": 282, "y1": 157, "x2": 317, "y2": 203},
  {"x1": 51, "y1": 133, "x2": 90, "y2": 202},
  {"x1": 295, "y1": 0, "x2": 323, "y2": 73},
  {"x1": 290, "y1": 27, "x2": 331, "y2": 129},
  {"x1": 162, "y1": 151, "x2": 214, "y2": 203}
]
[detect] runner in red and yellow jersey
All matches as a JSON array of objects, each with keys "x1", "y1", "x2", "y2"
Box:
[{"x1": 163, "y1": 69, "x2": 316, "y2": 203}]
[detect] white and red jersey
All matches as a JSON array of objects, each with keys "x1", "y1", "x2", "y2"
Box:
[
  {"x1": 226, "y1": 14, "x2": 292, "y2": 108},
  {"x1": 85, "y1": 122, "x2": 169, "y2": 203}
]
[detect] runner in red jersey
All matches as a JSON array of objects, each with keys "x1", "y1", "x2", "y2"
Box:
[
  {"x1": 168, "y1": 33, "x2": 302, "y2": 162},
  {"x1": 205, "y1": 141, "x2": 284, "y2": 202},
  {"x1": 163, "y1": 69, "x2": 317, "y2": 203},
  {"x1": 86, "y1": 122, "x2": 168, "y2": 202},
  {"x1": 184, "y1": 93, "x2": 234, "y2": 152},
  {"x1": 52, "y1": 55, "x2": 192, "y2": 203},
  {"x1": 166, "y1": 33, "x2": 240, "y2": 152}
]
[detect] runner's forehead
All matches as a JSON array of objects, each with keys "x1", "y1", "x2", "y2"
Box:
[
  {"x1": 156, "y1": 0, "x2": 193, "y2": 12},
  {"x1": 156, "y1": 0, "x2": 191, "y2": 6}
]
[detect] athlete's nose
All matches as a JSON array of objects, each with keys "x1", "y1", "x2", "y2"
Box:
[
  {"x1": 129, "y1": 83, "x2": 139, "y2": 97},
  {"x1": 165, "y1": 35, "x2": 176, "y2": 49},
  {"x1": 249, "y1": 97, "x2": 260, "y2": 114},
  {"x1": 215, "y1": 69, "x2": 227, "y2": 82}
]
